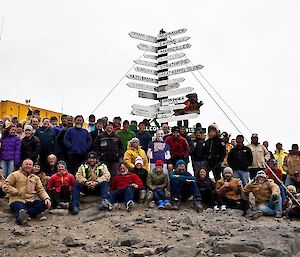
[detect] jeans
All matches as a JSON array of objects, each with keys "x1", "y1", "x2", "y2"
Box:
[
  {"x1": 152, "y1": 188, "x2": 167, "y2": 204},
  {"x1": 257, "y1": 196, "x2": 282, "y2": 216},
  {"x1": 0, "y1": 160, "x2": 15, "y2": 178},
  {"x1": 10, "y1": 200, "x2": 46, "y2": 224},
  {"x1": 233, "y1": 170, "x2": 250, "y2": 187},
  {"x1": 107, "y1": 186, "x2": 135, "y2": 205},
  {"x1": 170, "y1": 179, "x2": 201, "y2": 199},
  {"x1": 70, "y1": 181, "x2": 109, "y2": 208},
  {"x1": 48, "y1": 186, "x2": 71, "y2": 208}
]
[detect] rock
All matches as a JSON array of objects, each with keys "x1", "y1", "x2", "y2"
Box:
[
  {"x1": 31, "y1": 239, "x2": 50, "y2": 249},
  {"x1": 181, "y1": 217, "x2": 194, "y2": 226},
  {"x1": 119, "y1": 237, "x2": 141, "y2": 247},
  {"x1": 81, "y1": 213, "x2": 107, "y2": 223},
  {"x1": 213, "y1": 239, "x2": 264, "y2": 254},
  {"x1": 121, "y1": 225, "x2": 132, "y2": 232},
  {"x1": 143, "y1": 218, "x2": 155, "y2": 224},
  {"x1": 183, "y1": 233, "x2": 190, "y2": 237},
  {"x1": 12, "y1": 227, "x2": 27, "y2": 236},
  {"x1": 62, "y1": 236, "x2": 86, "y2": 247},
  {"x1": 259, "y1": 249, "x2": 288, "y2": 257},
  {"x1": 49, "y1": 209, "x2": 69, "y2": 215},
  {"x1": 155, "y1": 245, "x2": 170, "y2": 254},
  {"x1": 131, "y1": 248, "x2": 155, "y2": 257},
  {"x1": 144, "y1": 214, "x2": 152, "y2": 218},
  {"x1": 5, "y1": 240, "x2": 30, "y2": 248},
  {"x1": 166, "y1": 246, "x2": 200, "y2": 257},
  {"x1": 196, "y1": 242, "x2": 206, "y2": 248},
  {"x1": 181, "y1": 225, "x2": 190, "y2": 230}
]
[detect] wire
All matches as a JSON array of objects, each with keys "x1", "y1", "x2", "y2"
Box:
[{"x1": 0, "y1": 17, "x2": 4, "y2": 41}]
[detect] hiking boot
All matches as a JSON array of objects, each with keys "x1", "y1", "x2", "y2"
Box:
[
  {"x1": 249, "y1": 210, "x2": 263, "y2": 220},
  {"x1": 58, "y1": 202, "x2": 69, "y2": 209},
  {"x1": 126, "y1": 200, "x2": 134, "y2": 212},
  {"x1": 70, "y1": 206, "x2": 80, "y2": 215},
  {"x1": 146, "y1": 191, "x2": 153, "y2": 202},
  {"x1": 275, "y1": 212, "x2": 283, "y2": 218},
  {"x1": 193, "y1": 198, "x2": 203, "y2": 212},
  {"x1": 100, "y1": 199, "x2": 113, "y2": 211},
  {"x1": 164, "y1": 200, "x2": 172, "y2": 210},
  {"x1": 158, "y1": 200, "x2": 165, "y2": 210},
  {"x1": 148, "y1": 200, "x2": 156, "y2": 208},
  {"x1": 139, "y1": 190, "x2": 146, "y2": 204},
  {"x1": 172, "y1": 198, "x2": 180, "y2": 210},
  {"x1": 18, "y1": 209, "x2": 29, "y2": 226},
  {"x1": 221, "y1": 205, "x2": 227, "y2": 212},
  {"x1": 213, "y1": 205, "x2": 220, "y2": 211}
]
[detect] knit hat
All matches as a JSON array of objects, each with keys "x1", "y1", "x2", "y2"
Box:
[
  {"x1": 251, "y1": 133, "x2": 258, "y2": 138},
  {"x1": 130, "y1": 137, "x2": 140, "y2": 145},
  {"x1": 155, "y1": 160, "x2": 164, "y2": 167},
  {"x1": 223, "y1": 167, "x2": 233, "y2": 175},
  {"x1": 57, "y1": 160, "x2": 67, "y2": 167},
  {"x1": 171, "y1": 126, "x2": 179, "y2": 132},
  {"x1": 176, "y1": 159, "x2": 186, "y2": 167},
  {"x1": 135, "y1": 156, "x2": 143, "y2": 166},
  {"x1": 287, "y1": 185, "x2": 296, "y2": 193},
  {"x1": 208, "y1": 122, "x2": 219, "y2": 132},
  {"x1": 24, "y1": 125, "x2": 33, "y2": 132},
  {"x1": 256, "y1": 170, "x2": 267, "y2": 179},
  {"x1": 87, "y1": 151, "x2": 98, "y2": 159}
]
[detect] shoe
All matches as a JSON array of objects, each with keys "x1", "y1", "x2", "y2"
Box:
[
  {"x1": 146, "y1": 191, "x2": 153, "y2": 202},
  {"x1": 58, "y1": 202, "x2": 69, "y2": 209},
  {"x1": 158, "y1": 200, "x2": 165, "y2": 210},
  {"x1": 70, "y1": 206, "x2": 80, "y2": 215},
  {"x1": 249, "y1": 210, "x2": 263, "y2": 220},
  {"x1": 172, "y1": 198, "x2": 180, "y2": 210},
  {"x1": 221, "y1": 205, "x2": 227, "y2": 211},
  {"x1": 126, "y1": 200, "x2": 134, "y2": 212},
  {"x1": 148, "y1": 200, "x2": 156, "y2": 208},
  {"x1": 164, "y1": 200, "x2": 172, "y2": 210},
  {"x1": 18, "y1": 209, "x2": 29, "y2": 226},
  {"x1": 139, "y1": 190, "x2": 146, "y2": 203},
  {"x1": 193, "y1": 198, "x2": 203, "y2": 212},
  {"x1": 275, "y1": 212, "x2": 282, "y2": 218},
  {"x1": 213, "y1": 205, "x2": 220, "y2": 211},
  {"x1": 100, "y1": 199, "x2": 113, "y2": 211}
]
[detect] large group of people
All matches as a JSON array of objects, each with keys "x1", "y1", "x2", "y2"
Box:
[{"x1": 0, "y1": 111, "x2": 300, "y2": 226}]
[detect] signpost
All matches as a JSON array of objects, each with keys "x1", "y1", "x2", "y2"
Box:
[
  {"x1": 157, "y1": 44, "x2": 191, "y2": 54},
  {"x1": 156, "y1": 87, "x2": 193, "y2": 98},
  {"x1": 157, "y1": 59, "x2": 190, "y2": 70},
  {"x1": 157, "y1": 36, "x2": 190, "y2": 47},
  {"x1": 126, "y1": 74, "x2": 157, "y2": 84},
  {"x1": 134, "y1": 59, "x2": 157, "y2": 67},
  {"x1": 138, "y1": 91, "x2": 157, "y2": 100},
  {"x1": 158, "y1": 64, "x2": 204, "y2": 77},
  {"x1": 157, "y1": 28, "x2": 187, "y2": 40},
  {"x1": 127, "y1": 82, "x2": 157, "y2": 92},
  {"x1": 134, "y1": 66, "x2": 157, "y2": 75},
  {"x1": 157, "y1": 77, "x2": 185, "y2": 86},
  {"x1": 161, "y1": 96, "x2": 188, "y2": 105},
  {"x1": 143, "y1": 54, "x2": 157, "y2": 60},
  {"x1": 157, "y1": 53, "x2": 185, "y2": 62},
  {"x1": 157, "y1": 113, "x2": 198, "y2": 123},
  {"x1": 129, "y1": 31, "x2": 157, "y2": 43},
  {"x1": 137, "y1": 43, "x2": 157, "y2": 53}
]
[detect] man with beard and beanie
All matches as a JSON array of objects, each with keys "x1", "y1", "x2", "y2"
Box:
[
  {"x1": 69, "y1": 151, "x2": 110, "y2": 215},
  {"x1": 215, "y1": 167, "x2": 243, "y2": 211},
  {"x1": 228, "y1": 135, "x2": 253, "y2": 186},
  {"x1": 64, "y1": 115, "x2": 92, "y2": 175},
  {"x1": 242, "y1": 170, "x2": 282, "y2": 219},
  {"x1": 94, "y1": 122, "x2": 123, "y2": 179},
  {"x1": 247, "y1": 133, "x2": 270, "y2": 179},
  {"x1": 165, "y1": 127, "x2": 189, "y2": 168},
  {"x1": 2, "y1": 159, "x2": 51, "y2": 226},
  {"x1": 202, "y1": 123, "x2": 226, "y2": 181},
  {"x1": 169, "y1": 159, "x2": 203, "y2": 211}
]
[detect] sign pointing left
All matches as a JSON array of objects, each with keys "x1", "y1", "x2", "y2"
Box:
[{"x1": 129, "y1": 31, "x2": 157, "y2": 43}]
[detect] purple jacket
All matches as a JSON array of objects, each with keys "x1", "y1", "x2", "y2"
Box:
[
  {"x1": 148, "y1": 139, "x2": 170, "y2": 164},
  {"x1": 0, "y1": 135, "x2": 21, "y2": 165}
]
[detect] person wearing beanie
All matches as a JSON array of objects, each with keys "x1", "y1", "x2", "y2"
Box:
[
  {"x1": 215, "y1": 167, "x2": 243, "y2": 211},
  {"x1": 124, "y1": 137, "x2": 149, "y2": 171},
  {"x1": 131, "y1": 156, "x2": 148, "y2": 203},
  {"x1": 32, "y1": 162, "x2": 48, "y2": 189},
  {"x1": 242, "y1": 170, "x2": 282, "y2": 219},
  {"x1": 283, "y1": 185, "x2": 300, "y2": 219},
  {"x1": 146, "y1": 160, "x2": 171, "y2": 209},
  {"x1": 169, "y1": 159, "x2": 203, "y2": 211},
  {"x1": 69, "y1": 151, "x2": 110, "y2": 215},
  {"x1": 47, "y1": 161, "x2": 76, "y2": 209},
  {"x1": 20, "y1": 125, "x2": 41, "y2": 163},
  {"x1": 202, "y1": 122, "x2": 226, "y2": 181}
]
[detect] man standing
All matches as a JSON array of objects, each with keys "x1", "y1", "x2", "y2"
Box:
[
  {"x1": 228, "y1": 135, "x2": 253, "y2": 186},
  {"x1": 2, "y1": 159, "x2": 51, "y2": 225},
  {"x1": 57, "y1": 115, "x2": 73, "y2": 161},
  {"x1": 117, "y1": 120, "x2": 135, "y2": 152},
  {"x1": 135, "y1": 122, "x2": 152, "y2": 153},
  {"x1": 21, "y1": 125, "x2": 41, "y2": 163},
  {"x1": 283, "y1": 144, "x2": 300, "y2": 186},
  {"x1": 64, "y1": 115, "x2": 92, "y2": 174},
  {"x1": 273, "y1": 143, "x2": 287, "y2": 181}
]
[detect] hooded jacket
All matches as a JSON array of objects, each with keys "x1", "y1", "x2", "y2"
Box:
[
  {"x1": 47, "y1": 171, "x2": 75, "y2": 193},
  {"x1": 202, "y1": 137, "x2": 226, "y2": 164},
  {"x1": 215, "y1": 177, "x2": 243, "y2": 200},
  {"x1": 273, "y1": 149, "x2": 287, "y2": 174},
  {"x1": 76, "y1": 162, "x2": 110, "y2": 184},
  {"x1": 283, "y1": 153, "x2": 300, "y2": 177},
  {"x1": 247, "y1": 143, "x2": 270, "y2": 169},
  {"x1": 35, "y1": 126, "x2": 56, "y2": 154},
  {"x1": 21, "y1": 134, "x2": 41, "y2": 162},
  {"x1": 110, "y1": 172, "x2": 143, "y2": 191},
  {"x1": 147, "y1": 139, "x2": 171, "y2": 164},
  {"x1": 146, "y1": 168, "x2": 168, "y2": 190},
  {"x1": 0, "y1": 135, "x2": 20, "y2": 165},
  {"x1": 124, "y1": 145, "x2": 149, "y2": 171},
  {"x1": 228, "y1": 145, "x2": 253, "y2": 171},
  {"x1": 165, "y1": 135, "x2": 189, "y2": 159}
]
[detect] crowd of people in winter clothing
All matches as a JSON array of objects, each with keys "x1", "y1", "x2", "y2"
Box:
[{"x1": 0, "y1": 112, "x2": 300, "y2": 226}]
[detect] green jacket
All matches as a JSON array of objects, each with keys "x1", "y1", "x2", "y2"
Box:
[
  {"x1": 146, "y1": 169, "x2": 168, "y2": 190},
  {"x1": 117, "y1": 129, "x2": 135, "y2": 150}
]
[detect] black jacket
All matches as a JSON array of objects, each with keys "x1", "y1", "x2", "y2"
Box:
[
  {"x1": 21, "y1": 135, "x2": 41, "y2": 162},
  {"x1": 94, "y1": 132, "x2": 123, "y2": 163},
  {"x1": 131, "y1": 167, "x2": 148, "y2": 188},
  {"x1": 191, "y1": 138, "x2": 205, "y2": 161},
  {"x1": 202, "y1": 137, "x2": 226, "y2": 164},
  {"x1": 196, "y1": 177, "x2": 215, "y2": 193},
  {"x1": 228, "y1": 145, "x2": 253, "y2": 171}
]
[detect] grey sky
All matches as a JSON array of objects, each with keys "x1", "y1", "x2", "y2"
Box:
[{"x1": 0, "y1": 0, "x2": 299, "y2": 151}]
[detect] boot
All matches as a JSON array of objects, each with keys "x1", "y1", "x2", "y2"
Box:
[
  {"x1": 158, "y1": 200, "x2": 165, "y2": 210},
  {"x1": 193, "y1": 197, "x2": 203, "y2": 212},
  {"x1": 139, "y1": 190, "x2": 146, "y2": 204},
  {"x1": 172, "y1": 198, "x2": 180, "y2": 210},
  {"x1": 164, "y1": 200, "x2": 172, "y2": 210}
]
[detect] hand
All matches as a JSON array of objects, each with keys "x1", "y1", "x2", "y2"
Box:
[
  {"x1": 85, "y1": 181, "x2": 94, "y2": 189},
  {"x1": 237, "y1": 180, "x2": 242, "y2": 187},
  {"x1": 131, "y1": 183, "x2": 138, "y2": 189},
  {"x1": 45, "y1": 199, "x2": 52, "y2": 209},
  {"x1": 271, "y1": 194, "x2": 279, "y2": 204},
  {"x1": 223, "y1": 182, "x2": 229, "y2": 187}
]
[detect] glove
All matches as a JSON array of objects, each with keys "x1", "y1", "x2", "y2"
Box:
[{"x1": 271, "y1": 194, "x2": 279, "y2": 204}]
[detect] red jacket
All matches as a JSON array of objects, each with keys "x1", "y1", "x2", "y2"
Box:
[
  {"x1": 110, "y1": 172, "x2": 143, "y2": 192},
  {"x1": 47, "y1": 171, "x2": 76, "y2": 193},
  {"x1": 165, "y1": 135, "x2": 189, "y2": 158}
]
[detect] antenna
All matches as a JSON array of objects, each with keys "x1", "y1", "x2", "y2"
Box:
[{"x1": 0, "y1": 17, "x2": 4, "y2": 41}]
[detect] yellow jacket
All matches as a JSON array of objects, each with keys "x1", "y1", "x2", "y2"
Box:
[
  {"x1": 274, "y1": 149, "x2": 287, "y2": 174},
  {"x1": 124, "y1": 146, "x2": 149, "y2": 172},
  {"x1": 2, "y1": 169, "x2": 50, "y2": 205}
]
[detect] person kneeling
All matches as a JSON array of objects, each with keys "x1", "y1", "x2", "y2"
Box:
[
  {"x1": 169, "y1": 160, "x2": 203, "y2": 211},
  {"x1": 243, "y1": 170, "x2": 282, "y2": 219},
  {"x1": 283, "y1": 185, "x2": 300, "y2": 219},
  {"x1": 100, "y1": 163, "x2": 143, "y2": 212},
  {"x1": 2, "y1": 159, "x2": 51, "y2": 225},
  {"x1": 47, "y1": 161, "x2": 75, "y2": 209},
  {"x1": 69, "y1": 151, "x2": 110, "y2": 215}
]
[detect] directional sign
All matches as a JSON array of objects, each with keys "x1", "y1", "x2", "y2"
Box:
[
  {"x1": 138, "y1": 91, "x2": 157, "y2": 100},
  {"x1": 157, "y1": 110, "x2": 174, "y2": 119},
  {"x1": 157, "y1": 36, "x2": 190, "y2": 47},
  {"x1": 161, "y1": 96, "x2": 188, "y2": 105},
  {"x1": 127, "y1": 82, "x2": 157, "y2": 92},
  {"x1": 154, "y1": 83, "x2": 180, "y2": 92},
  {"x1": 159, "y1": 104, "x2": 186, "y2": 111},
  {"x1": 131, "y1": 109, "x2": 155, "y2": 118},
  {"x1": 158, "y1": 77, "x2": 185, "y2": 86},
  {"x1": 143, "y1": 54, "x2": 157, "y2": 60},
  {"x1": 157, "y1": 44, "x2": 191, "y2": 55},
  {"x1": 157, "y1": 87, "x2": 193, "y2": 98},
  {"x1": 134, "y1": 66, "x2": 157, "y2": 75},
  {"x1": 157, "y1": 113, "x2": 198, "y2": 123},
  {"x1": 138, "y1": 43, "x2": 157, "y2": 53},
  {"x1": 129, "y1": 31, "x2": 157, "y2": 43},
  {"x1": 134, "y1": 59, "x2": 157, "y2": 68},
  {"x1": 157, "y1": 53, "x2": 185, "y2": 63},
  {"x1": 127, "y1": 74, "x2": 157, "y2": 84},
  {"x1": 158, "y1": 64, "x2": 204, "y2": 77},
  {"x1": 132, "y1": 104, "x2": 158, "y2": 112},
  {"x1": 157, "y1": 59, "x2": 190, "y2": 70},
  {"x1": 157, "y1": 28, "x2": 187, "y2": 40}
]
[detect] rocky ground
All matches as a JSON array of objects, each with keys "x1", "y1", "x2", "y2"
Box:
[{"x1": 0, "y1": 196, "x2": 300, "y2": 257}]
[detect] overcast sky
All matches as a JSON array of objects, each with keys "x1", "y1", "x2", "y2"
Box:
[{"x1": 0, "y1": 0, "x2": 299, "y2": 151}]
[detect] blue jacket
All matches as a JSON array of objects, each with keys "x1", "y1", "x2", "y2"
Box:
[
  {"x1": 169, "y1": 170, "x2": 196, "y2": 182},
  {"x1": 64, "y1": 127, "x2": 92, "y2": 155},
  {"x1": 135, "y1": 131, "x2": 152, "y2": 152}
]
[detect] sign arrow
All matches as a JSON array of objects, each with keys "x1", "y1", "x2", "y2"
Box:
[
  {"x1": 158, "y1": 64, "x2": 204, "y2": 77},
  {"x1": 154, "y1": 83, "x2": 180, "y2": 92},
  {"x1": 157, "y1": 43, "x2": 191, "y2": 55},
  {"x1": 137, "y1": 43, "x2": 157, "y2": 53},
  {"x1": 157, "y1": 36, "x2": 190, "y2": 47},
  {"x1": 127, "y1": 82, "x2": 157, "y2": 92},
  {"x1": 158, "y1": 77, "x2": 185, "y2": 86},
  {"x1": 157, "y1": 59, "x2": 190, "y2": 70},
  {"x1": 143, "y1": 54, "x2": 157, "y2": 60},
  {"x1": 138, "y1": 91, "x2": 157, "y2": 100},
  {"x1": 156, "y1": 110, "x2": 174, "y2": 119},
  {"x1": 132, "y1": 104, "x2": 158, "y2": 112},
  {"x1": 161, "y1": 96, "x2": 188, "y2": 105},
  {"x1": 129, "y1": 31, "x2": 157, "y2": 43},
  {"x1": 127, "y1": 74, "x2": 157, "y2": 84},
  {"x1": 159, "y1": 104, "x2": 186, "y2": 111},
  {"x1": 157, "y1": 113, "x2": 198, "y2": 123},
  {"x1": 134, "y1": 66, "x2": 157, "y2": 75},
  {"x1": 157, "y1": 53, "x2": 185, "y2": 62},
  {"x1": 134, "y1": 59, "x2": 157, "y2": 68},
  {"x1": 157, "y1": 28, "x2": 187, "y2": 40},
  {"x1": 131, "y1": 109, "x2": 156, "y2": 118},
  {"x1": 156, "y1": 87, "x2": 194, "y2": 98}
]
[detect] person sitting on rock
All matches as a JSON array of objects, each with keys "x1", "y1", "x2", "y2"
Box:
[
  {"x1": 283, "y1": 185, "x2": 300, "y2": 219},
  {"x1": 131, "y1": 156, "x2": 148, "y2": 203},
  {"x1": 47, "y1": 161, "x2": 75, "y2": 209},
  {"x1": 196, "y1": 167, "x2": 219, "y2": 209},
  {"x1": 215, "y1": 167, "x2": 243, "y2": 211},
  {"x1": 169, "y1": 159, "x2": 203, "y2": 211},
  {"x1": 99, "y1": 162, "x2": 143, "y2": 212},
  {"x1": 2, "y1": 159, "x2": 51, "y2": 225},
  {"x1": 242, "y1": 170, "x2": 282, "y2": 219},
  {"x1": 69, "y1": 151, "x2": 110, "y2": 215},
  {"x1": 146, "y1": 160, "x2": 171, "y2": 209}
]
